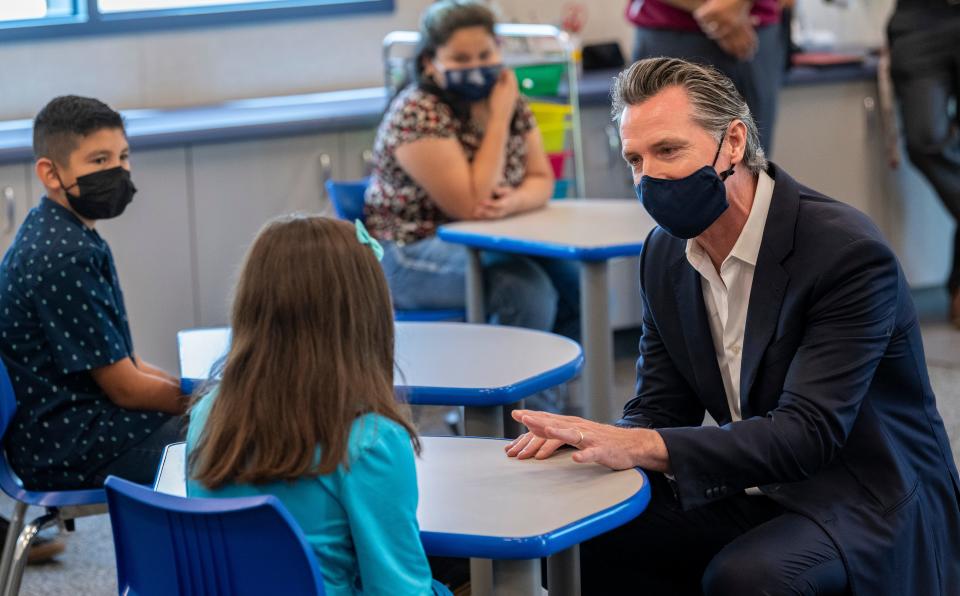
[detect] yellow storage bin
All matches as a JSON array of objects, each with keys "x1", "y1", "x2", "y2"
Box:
[
  {"x1": 529, "y1": 102, "x2": 572, "y2": 128},
  {"x1": 514, "y1": 63, "x2": 566, "y2": 97},
  {"x1": 540, "y1": 123, "x2": 567, "y2": 153}
]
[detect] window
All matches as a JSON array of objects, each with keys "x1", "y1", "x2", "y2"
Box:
[
  {"x1": 97, "y1": 0, "x2": 320, "y2": 14},
  {"x1": 0, "y1": 0, "x2": 77, "y2": 23},
  {"x1": 0, "y1": 0, "x2": 392, "y2": 40}
]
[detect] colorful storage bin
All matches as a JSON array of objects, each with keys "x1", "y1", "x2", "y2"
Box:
[
  {"x1": 540, "y1": 123, "x2": 566, "y2": 153},
  {"x1": 552, "y1": 179, "x2": 571, "y2": 199},
  {"x1": 514, "y1": 63, "x2": 566, "y2": 97},
  {"x1": 529, "y1": 102, "x2": 572, "y2": 128}
]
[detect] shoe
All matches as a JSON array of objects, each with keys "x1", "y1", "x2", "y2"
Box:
[
  {"x1": 0, "y1": 517, "x2": 66, "y2": 565},
  {"x1": 26, "y1": 534, "x2": 65, "y2": 565},
  {"x1": 951, "y1": 289, "x2": 960, "y2": 329}
]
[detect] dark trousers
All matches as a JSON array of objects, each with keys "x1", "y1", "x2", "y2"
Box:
[
  {"x1": 888, "y1": 18, "x2": 960, "y2": 292},
  {"x1": 632, "y1": 24, "x2": 785, "y2": 155},
  {"x1": 579, "y1": 473, "x2": 848, "y2": 596},
  {"x1": 91, "y1": 415, "x2": 184, "y2": 486}
]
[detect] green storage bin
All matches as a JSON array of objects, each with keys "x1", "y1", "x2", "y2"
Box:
[{"x1": 514, "y1": 63, "x2": 566, "y2": 97}]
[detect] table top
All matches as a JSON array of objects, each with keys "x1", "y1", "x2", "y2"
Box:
[
  {"x1": 437, "y1": 199, "x2": 658, "y2": 262},
  {"x1": 178, "y1": 322, "x2": 583, "y2": 406},
  {"x1": 155, "y1": 437, "x2": 649, "y2": 560}
]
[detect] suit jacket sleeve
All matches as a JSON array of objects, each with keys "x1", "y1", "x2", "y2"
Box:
[
  {"x1": 659, "y1": 236, "x2": 900, "y2": 510},
  {"x1": 618, "y1": 239, "x2": 706, "y2": 430}
]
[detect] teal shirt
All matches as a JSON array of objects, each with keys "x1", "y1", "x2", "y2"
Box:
[{"x1": 186, "y1": 391, "x2": 435, "y2": 596}]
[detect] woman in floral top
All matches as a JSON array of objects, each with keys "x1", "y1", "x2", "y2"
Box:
[{"x1": 365, "y1": 0, "x2": 579, "y2": 340}]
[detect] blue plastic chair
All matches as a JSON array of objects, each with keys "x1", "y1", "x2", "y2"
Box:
[
  {"x1": 325, "y1": 177, "x2": 368, "y2": 222},
  {"x1": 325, "y1": 178, "x2": 465, "y2": 323},
  {"x1": 0, "y1": 359, "x2": 107, "y2": 596},
  {"x1": 105, "y1": 475, "x2": 327, "y2": 596}
]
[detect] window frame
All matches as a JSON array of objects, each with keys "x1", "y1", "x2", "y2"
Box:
[{"x1": 0, "y1": 0, "x2": 394, "y2": 42}]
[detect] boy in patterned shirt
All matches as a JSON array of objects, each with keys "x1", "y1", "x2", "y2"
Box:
[{"x1": 0, "y1": 95, "x2": 185, "y2": 511}]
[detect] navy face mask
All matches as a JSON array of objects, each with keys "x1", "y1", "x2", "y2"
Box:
[
  {"x1": 635, "y1": 134, "x2": 736, "y2": 239},
  {"x1": 439, "y1": 64, "x2": 502, "y2": 101}
]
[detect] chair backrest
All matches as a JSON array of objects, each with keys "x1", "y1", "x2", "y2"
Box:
[
  {"x1": 325, "y1": 178, "x2": 370, "y2": 222},
  {"x1": 0, "y1": 359, "x2": 17, "y2": 443},
  {"x1": 0, "y1": 359, "x2": 25, "y2": 497},
  {"x1": 105, "y1": 476, "x2": 326, "y2": 596}
]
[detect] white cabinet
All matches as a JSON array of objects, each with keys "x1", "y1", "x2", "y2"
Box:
[
  {"x1": 581, "y1": 105, "x2": 634, "y2": 200},
  {"x1": 580, "y1": 105, "x2": 645, "y2": 330},
  {"x1": 189, "y1": 133, "x2": 340, "y2": 327},
  {"x1": 772, "y1": 79, "x2": 952, "y2": 288},
  {"x1": 98, "y1": 148, "x2": 196, "y2": 374},
  {"x1": 339, "y1": 128, "x2": 378, "y2": 180},
  {"x1": 0, "y1": 162, "x2": 36, "y2": 257}
]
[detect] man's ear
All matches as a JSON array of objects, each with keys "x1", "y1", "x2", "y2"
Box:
[
  {"x1": 727, "y1": 119, "x2": 748, "y2": 166},
  {"x1": 35, "y1": 158, "x2": 63, "y2": 192}
]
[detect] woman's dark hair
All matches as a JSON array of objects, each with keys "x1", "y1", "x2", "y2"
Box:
[
  {"x1": 408, "y1": 1, "x2": 524, "y2": 132},
  {"x1": 413, "y1": 0, "x2": 496, "y2": 86}
]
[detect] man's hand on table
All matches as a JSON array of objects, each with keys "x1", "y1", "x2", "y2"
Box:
[{"x1": 504, "y1": 409, "x2": 672, "y2": 473}]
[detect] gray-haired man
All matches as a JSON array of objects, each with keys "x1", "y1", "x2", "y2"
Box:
[{"x1": 507, "y1": 58, "x2": 960, "y2": 595}]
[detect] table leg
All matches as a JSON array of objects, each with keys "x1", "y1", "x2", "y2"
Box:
[
  {"x1": 547, "y1": 546, "x2": 581, "y2": 596},
  {"x1": 493, "y1": 558, "x2": 541, "y2": 596},
  {"x1": 502, "y1": 399, "x2": 524, "y2": 438},
  {"x1": 580, "y1": 261, "x2": 615, "y2": 422},
  {"x1": 464, "y1": 405, "x2": 504, "y2": 437},
  {"x1": 470, "y1": 559, "x2": 493, "y2": 596},
  {"x1": 466, "y1": 248, "x2": 485, "y2": 324}
]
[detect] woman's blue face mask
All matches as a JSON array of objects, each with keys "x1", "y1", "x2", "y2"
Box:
[
  {"x1": 437, "y1": 63, "x2": 502, "y2": 101},
  {"x1": 634, "y1": 133, "x2": 736, "y2": 240}
]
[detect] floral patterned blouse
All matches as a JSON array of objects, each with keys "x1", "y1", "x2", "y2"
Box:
[{"x1": 364, "y1": 85, "x2": 536, "y2": 245}]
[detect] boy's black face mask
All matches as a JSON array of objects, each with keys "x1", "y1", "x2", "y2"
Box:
[{"x1": 58, "y1": 166, "x2": 136, "y2": 220}]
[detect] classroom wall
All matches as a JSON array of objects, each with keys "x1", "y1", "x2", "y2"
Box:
[
  {"x1": 0, "y1": 0, "x2": 896, "y2": 121},
  {"x1": 0, "y1": 0, "x2": 633, "y2": 120}
]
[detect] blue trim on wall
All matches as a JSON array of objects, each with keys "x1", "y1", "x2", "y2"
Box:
[
  {"x1": 0, "y1": 0, "x2": 393, "y2": 42},
  {"x1": 420, "y1": 466, "x2": 651, "y2": 559},
  {"x1": 437, "y1": 227, "x2": 646, "y2": 262}
]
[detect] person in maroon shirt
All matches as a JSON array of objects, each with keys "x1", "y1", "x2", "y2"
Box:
[{"x1": 626, "y1": 0, "x2": 786, "y2": 153}]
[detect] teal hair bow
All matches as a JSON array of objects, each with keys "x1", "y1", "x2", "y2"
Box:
[{"x1": 354, "y1": 219, "x2": 384, "y2": 262}]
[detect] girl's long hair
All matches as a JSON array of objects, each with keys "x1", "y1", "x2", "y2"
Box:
[{"x1": 189, "y1": 215, "x2": 419, "y2": 489}]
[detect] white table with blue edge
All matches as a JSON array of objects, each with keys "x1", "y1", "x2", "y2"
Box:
[
  {"x1": 154, "y1": 436, "x2": 650, "y2": 596},
  {"x1": 178, "y1": 322, "x2": 583, "y2": 438},
  {"x1": 438, "y1": 199, "x2": 657, "y2": 423}
]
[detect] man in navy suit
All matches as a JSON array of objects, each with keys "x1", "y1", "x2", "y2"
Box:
[{"x1": 506, "y1": 57, "x2": 960, "y2": 595}]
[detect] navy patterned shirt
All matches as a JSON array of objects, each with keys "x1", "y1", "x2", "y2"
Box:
[{"x1": 0, "y1": 198, "x2": 169, "y2": 490}]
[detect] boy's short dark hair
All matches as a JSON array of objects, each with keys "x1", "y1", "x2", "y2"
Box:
[{"x1": 32, "y1": 95, "x2": 125, "y2": 166}]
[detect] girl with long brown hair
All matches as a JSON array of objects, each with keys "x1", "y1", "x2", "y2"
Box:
[{"x1": 185, "y1": 215, "x2": 448, "y2": 595}]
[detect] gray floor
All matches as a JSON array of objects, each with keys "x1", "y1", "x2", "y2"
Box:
[{"x1": 8, "y1": 318, "x2": 960, "y2": 596}]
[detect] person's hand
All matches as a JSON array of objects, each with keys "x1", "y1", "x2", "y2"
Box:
[
  {"x1": 472, "y1": 184, "x2": 519, "y2": 219},
  {"x1": 778, "y1": 0, "x2": 796, "y2": 9},
  {"x1": 505, "y1": 409, "x2": 651, "y2": 470},
  {"x1": 714, "y1": 20, "x2": 758, "y2": 61},
  {"x1": 694, "y1": 0, "x2": 751, "y2": 40},
  {"x1": 488, "y1": 68, "x2": 519, "y2": 121}
]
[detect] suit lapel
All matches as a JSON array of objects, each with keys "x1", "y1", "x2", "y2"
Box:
[
  {"x1": 739, "y1": 164, "x2": 800, "y2": 417},
  {"x1": 670, "y1": 255, "x2": 730, "y2": 423}
]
